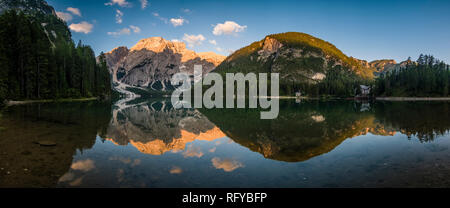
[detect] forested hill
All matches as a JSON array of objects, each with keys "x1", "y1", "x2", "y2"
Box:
[
  {"x1": 214, "y1": 32, "x2": 372, "y2": 97},
  {"x1": 213, "y1": 32, "x2": 449, "y2": 98},
  {"x1": 0, "y1": 1, "x2": 111, "y2": 104},
  {"x1": 374, "y1": 55, "x2": 450, "y2": 97}
]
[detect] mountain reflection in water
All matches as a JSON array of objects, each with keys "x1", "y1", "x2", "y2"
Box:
[
  {"x1": 200, "y1": 101, "x2": 450, "y2": 162},
  {"x1": 105, "y1": 100, "x2": 226, "y2": 155},
  {"x1": 0, "y1": 99, "x2": 449, "y2": 187}
]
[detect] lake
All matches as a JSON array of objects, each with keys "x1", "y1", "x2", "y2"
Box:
[{"x1": 1, "y1": 99, "x2": 450, "y2": 188}]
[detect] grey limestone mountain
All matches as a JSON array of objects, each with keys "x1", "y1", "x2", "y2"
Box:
[
  {"x1": 103, "y1": 37, "x2": 226, "y2": 93},
  {"x1": 353, "y1": 58, "x2": 416, "y2": 76}
]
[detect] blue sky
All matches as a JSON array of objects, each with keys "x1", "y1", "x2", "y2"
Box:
[{"x1": 48, "y1": 0, "x2": 450, "y2": 63}]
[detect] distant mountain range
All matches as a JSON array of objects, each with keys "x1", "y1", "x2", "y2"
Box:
[
  {"x1": 355, "y1": 58, "x2": 415, "y2": 77},
  {"x1": 0, "y1": 0, "x2": 421, "y2": 98},
  {"x1": 105, "y1": 32, "x2": 416, "y2": 97}
]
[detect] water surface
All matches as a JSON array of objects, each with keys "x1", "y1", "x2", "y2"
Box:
[{"x1": 1, "y1": 99, "x2": 449, "y2": 187}]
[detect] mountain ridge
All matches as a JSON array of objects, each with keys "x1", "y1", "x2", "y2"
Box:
[
  {"x1": 104, "y1": 37, "x2": 226, "y2": 93},
  {"x1": 214, "y1": 32, "x2": 420, "y2": 97},
  {"x1": 0, "y1": 0, "x2": 56, "y2": 16}
]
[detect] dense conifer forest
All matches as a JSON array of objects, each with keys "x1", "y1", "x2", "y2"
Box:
[
  {"x1": 374, "y1": 55, "x2": 450, "y2": 97},
  {"x1": 0, "y1": 10, "x2": 111, "y2": 104}
]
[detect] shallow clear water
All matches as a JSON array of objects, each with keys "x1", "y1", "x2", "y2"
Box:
[{"x1": 1, "y1": 99, "x2": 450, "y2": 187}]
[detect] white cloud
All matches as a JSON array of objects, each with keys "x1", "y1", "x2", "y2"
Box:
[
  {"x1": 140, "y1": 0, "x2": 148, "y2": 9},
  {"x1": 129, "y1": 25, "x2": 141, "y2": 33},
  {"x1": 69, "y1": 21, "x2": 93, "y2": 34},
  {"x1": 181, "y1": 8, "x2": 191, "y2": 14},
  {"x1": 67, "y1": 7, "x2": 81, "y2": 17},
  {"x1": 213, "y1": 21, "x2": 247, "y2": 36},
  {"x1": 169, "y1": 166, "x2": 183, "y2": 174},
  {"x1": 152, "y1": 12, "x2": 168, "y2": 24},
  {"x1": 108, "y1": 25, "x2": 140, "y2": 36},
  {"x1": 209, "y1": 40, "x2": 217, "y2": 45},
  {"x1": 105, "y1": 0, "x2": 131, "y2": 7},
  {"x1": 107, "y1": 28, "x2": 131, "y2": 36},
  {"x1": 215, "y1": 47, "x2": 224, "y2": 52},
  {"x1": 215, "y1": 47, "x2": 234, "y2": 55},
  {"x1": 209, "y1": 147, "x2": 216, "y2": 153},
  {"x1": 56, "y1": 12, "x2": 72, "y2": 22},
  {"x1": 71, "y1": 159, "x2": 95, "y2": 172},
  {"x1": 182, "y1": 34, "x2": 205, "y2": 48},
  {"x1": 211, "y1": 157, "x2": 244, "y2": 172},
  {"x1": 170, "y1": 18, "x2": 186, "y2": 27},
  {"x1": 183, "y1": 144, "x2": 203, "y2": 158},
  {"x1": 116, "y1": 9, "x2": 123, "y2": 24}
]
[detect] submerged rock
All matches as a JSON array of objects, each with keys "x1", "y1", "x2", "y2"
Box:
[{"x1": 36, "y1": 141, "x2": 57, "y2": 147}]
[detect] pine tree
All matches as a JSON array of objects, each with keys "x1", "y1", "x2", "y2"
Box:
[{"x1": 0, "y1": 9, "x2": 111, "y2": 101}]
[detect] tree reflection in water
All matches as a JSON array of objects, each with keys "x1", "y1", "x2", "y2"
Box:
[{"x1": 1, "y1": 99, "x2": 449, "y2": 187}]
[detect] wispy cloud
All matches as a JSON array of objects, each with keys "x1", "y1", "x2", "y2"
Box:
[
  {"x1": 115, "y1": 9, "x2": 124, "y2": 24},
  {"x1": 71, "y1": 159, "x2": 95, "y2": 172},
  {"x1": 69, "y1": 21, "x2": 93, "y2": 34},
  {"x1": 140, "y1": 0, "x2": 149, "y2": 9},
  {"x1": 152, "y1": 12, "x2": 169, "y2": 24},
  {"x1": 181, "y1": 8, "x2": 191, "y2": 14},
  {"x1": 215, "y1": 47, "x2": 224, "y2": 52},
  {"x1": 129, "y1": 25, "x2": 141, "y2": 33},
  {"x1": 209, "y1": 40, "x2": 217, "y2": 45},
  {"x1": 108, "y1": 28, "x2": 131, "y2": 36},
  {"x1": 108, "y1": 25, "x2": 140, "y2": 36},
  {"x1": 209, "y1": 147, "x2": 217, "y2": 153},
  {"x1": 170, "y1": 18, "x2": 186, "y2": 27},
  {"x1": 67, "y1": 7, "x2": 81, "y2": 17},
  {"x1": 105, "y1": 0, "x2": 132, "y2": 7},
  {"x1": 213, "y1": 21, "x2": 247, "y2": 36},
  {"x1": 57, "y1": 7, "x2": 82, "y2": 22},
  {"x1": 56, "y1": 12, "x2": 72, "y2": 22},
  {"x1": 216, "y1": 47, "x2": 234, "y2": 55},
  {"x1": 182, "y1": 34, "x2": 206, "y2": 48},
  {"x1": 169, "y1": 166, "x2": 183, "y2": 174},
  {"x1": 211, "y1": 157, "x2": 244, "y2": 172},
  {"x1": 182, "y1": 144, "x2": 204, "y2": 158}
]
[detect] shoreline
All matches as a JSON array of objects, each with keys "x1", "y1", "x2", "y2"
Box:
[
  {"x1": 6, "y1": 97, "x2": 99, "y2": 106},
  {"x1": 376, "y1": 97, "x2": 450, "y2": 101},
  {"x1": 260, "y1": 96, "x2": 450, "y2": 101}
]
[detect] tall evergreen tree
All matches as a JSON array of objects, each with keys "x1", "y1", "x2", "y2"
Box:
[{"x1": 0, "y1": 10, "x2": 111, "y2": 105}]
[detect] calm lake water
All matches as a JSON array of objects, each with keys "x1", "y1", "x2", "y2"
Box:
[{"x1": 1, "y1": 99, "x2": 450, "y2": 188}]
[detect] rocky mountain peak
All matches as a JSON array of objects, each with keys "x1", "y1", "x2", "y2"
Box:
[
  {"x1": 197, "y1": 52, "x2": 227, "y2": 66},
  {"x1": 0, "y1": 0, "x2": 56, "y2": 16},
  {"x1": 262, "y1": 36, "x2": 283, "y2": 53},
  {"x1": 369, "y1": 59, "x2": 397, "y2": 69},
  {"x1": 130, "y1": 37, "x2": 185, "y2": 53},
  {"x1": 103, "y1": 47, "x2": 129, "y2": 76},
  {"x1": 351, "y1": 58, "x2": 417, "y2": 76},
  {"x1": 103, "y1": 37, "x2": 226, "y2": 93}
]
